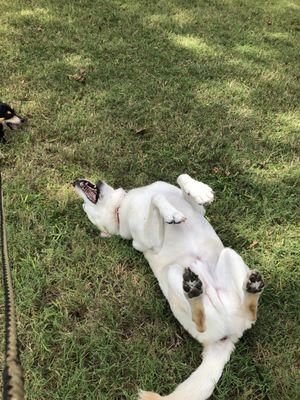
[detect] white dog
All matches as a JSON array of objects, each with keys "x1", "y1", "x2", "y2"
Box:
[{"x1": 74, "y1": 174, "x2": 264, "y2": 400}]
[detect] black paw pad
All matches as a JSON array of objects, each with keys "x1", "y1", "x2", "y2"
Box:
[
  {"x1": 246, "y1": 271, "x2": 265, "y2": 293},
  {"x1": 183, "y1": 268, "x2": 203, "y2": 298}
]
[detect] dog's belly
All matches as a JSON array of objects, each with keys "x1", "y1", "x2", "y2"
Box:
[
  {"x1": 150, "y1": 260, "x2": 251, "y2": 344},
  {"x1": 145, "y1": 221, "x2": 224, "y2": 273},
  {"x1": 123, "y1": 184, "x2": 251, "y2": 342}
]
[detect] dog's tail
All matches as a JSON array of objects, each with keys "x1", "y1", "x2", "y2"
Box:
[
  {"x1": 169, "y1": 339, "x2": 234, "y2": 400},
  {"x1": 139, "y1": 339, "x2": 235, "y2": 400}
]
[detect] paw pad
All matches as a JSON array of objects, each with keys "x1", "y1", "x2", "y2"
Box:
[
  {"x1": 246, "y1": 271, "x2": 265, "y2": 293},
  {"x1": 166, "y1": 211, "x2": 186, "y2": 224},
  {"x1": 183, "y1": 268, "x2": 203, "y2": 298}
]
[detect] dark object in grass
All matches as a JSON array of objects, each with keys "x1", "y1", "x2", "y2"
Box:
[
  {"x1": 0, "y1": 102, "x2": 26, "y2": 143},
  {"x1": 0, "y1": 173, "x2": 25, "y2": 399},
  {"x1": 134, "y1": 127, "x2": 147, "y2": 135},
  {"x1": 68, "y1": 69, "x2": 86, "y2": 83}
]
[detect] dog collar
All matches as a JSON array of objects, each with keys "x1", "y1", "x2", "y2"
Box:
[
  {"x1": 115, "y1": 190, "x2": 126, "y2": 228},
  {"x1": 116, "y1": 207, "x2": 120, "y2": 226}
]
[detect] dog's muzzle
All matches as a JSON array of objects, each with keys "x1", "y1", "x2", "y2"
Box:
[
  {"x1": 73, "y1": 179, "x2": 102, "y2": 204},
  {"x1": 4, "y1": 115, "x2": 26, "y2": 130},
  {"x1": 5, "y1": 115, "x2": 26, "y2": 130}
]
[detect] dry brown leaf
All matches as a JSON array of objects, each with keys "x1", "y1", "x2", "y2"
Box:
[
  {"x1": 68, "y1": 73, "x2": 86, "y2": 83},
  {"x1": 135, "y1": 127, "x2": 147, "y2": 135},
  {"x1": 248, "y1": 240, "x2": 259, "y2": 249},
  {"x1": 212, "y1": 166, "x2": 220, "y2": 174}
]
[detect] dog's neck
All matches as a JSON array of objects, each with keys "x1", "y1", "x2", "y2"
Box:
[{"x1": 113, "y1": 189, "x2": 126, "y2": 232}]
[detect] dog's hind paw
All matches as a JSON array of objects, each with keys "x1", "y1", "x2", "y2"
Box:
[
  {"x1": 183, "y1": 268, "x2": 203, "y2": 298},
  {"x1": 246, "y1": 271, "x2": 265, "y2": 294},
  {"x1": 138, "y1": 390, "x2": 162, "y2": 400}
]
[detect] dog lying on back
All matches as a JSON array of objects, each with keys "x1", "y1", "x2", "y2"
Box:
[
  {"x1": 74, "y1": 174, "x2": 265, "y2": 400},
  {"x1": 0, "y1": 102, "x2": 25, "y2": 143}
]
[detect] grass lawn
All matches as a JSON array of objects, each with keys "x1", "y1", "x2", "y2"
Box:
[{"x1": 0, "y1": 0, "x2": 299, "y2": 399}]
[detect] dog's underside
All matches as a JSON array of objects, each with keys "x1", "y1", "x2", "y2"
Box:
[{"x1": 74, "y1": 174, "x2": 264, "y2": 400}]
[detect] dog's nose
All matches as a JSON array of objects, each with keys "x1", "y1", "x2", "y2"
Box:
[
  {"x1": 20, "y1": 117, "x2": 26, "y2": 123},
  {"x1": 73, "y1": 179, "x2": 79, "y2": 187}
]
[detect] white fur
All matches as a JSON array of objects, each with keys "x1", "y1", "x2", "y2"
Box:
[
  {"x1": 4, "y1": 115, "x2": 22, "y2": 125},
  {"x1": 75, "y1": 174, "x2": 260, "y2": 400}
]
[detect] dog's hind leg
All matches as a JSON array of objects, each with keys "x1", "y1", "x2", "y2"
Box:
[
  {"x1": 213, "y1": 248, "x2": 264, "y2": 321},
  {"x1": 152, "y1": 194, "x2": 186, "y2": 224},
  {"x1": 182, "y1": 267, "x2": 206, "y2": 332},
  {"x1": 243, "y1": 271, "x2": 265, "y2": 321},
  {"x1": 177, "y1": 174, "x2": 214, "y2": 206}
]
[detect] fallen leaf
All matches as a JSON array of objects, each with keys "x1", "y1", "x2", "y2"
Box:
[
  {"x1": 256, "y1": 162, "x2": 266, "y2": 169},
  {"x1": 135, "y1": 127, "x2": 146, "y2": 135},
  {"x1": 248, "y1": 240, "x2": 259, "y2": 249},
  {"x1": 132, "y1": 275, "x2": 140, "y2": 285},
  {"x1": 68, "y1": 72, "x2": 86, "y2": 83}
]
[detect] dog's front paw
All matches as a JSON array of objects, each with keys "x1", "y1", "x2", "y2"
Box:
[
  {"x1": 165, "y1": 210, "x2": 186, "y2": 224},
  {"x1": 246, "y1": 271, "x2": 265, "y2": 293},
  {"x1": 187, "y1": 181, "x2": 214, "y2": 204},
  {"x1": 138, "y1": 390, "x2": 162, "y2": 400},
  {"x1": 183, "y1": 268, "x2": 203, "y2": 298},
  {"x1": 179, "y1": 175, "x2": 214, "y2": 205}
]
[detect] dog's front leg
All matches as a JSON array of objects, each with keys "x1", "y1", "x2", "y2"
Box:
[
  {"x1": 177, "y1": 174, "x2": 214, "y2": 209},
  {"x1": 152, "y1": 194, "x2": 186, "y2": 224},
  {"x1": 132, "y1": 194, "x2": 186, "y2": 253}
]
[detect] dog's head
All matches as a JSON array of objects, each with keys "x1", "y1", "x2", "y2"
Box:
[
  {"x1": 74, "y1": 179, "x2": 125, "y2": 237},
  {"x1": 0, "y1": 102, "x2": 26, "y2": 130}
]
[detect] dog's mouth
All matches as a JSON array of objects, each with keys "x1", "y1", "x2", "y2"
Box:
[
  {"x1": 6, "y1": 122, "x2": 18, "y2": 130},
  {"x1": 74, "y1": 179, "x2": 100, "y2": 204},
  {"x1": 5, "y1": 115, "x2": 25, "y2": 130}
]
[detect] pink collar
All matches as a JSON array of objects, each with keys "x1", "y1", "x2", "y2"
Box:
[
  {"x1": 116, "y1": 207, "x2": 120, "y2": 226},
  {"x1": 114, "y1": 190, "x2": 126, "y2": 228}
]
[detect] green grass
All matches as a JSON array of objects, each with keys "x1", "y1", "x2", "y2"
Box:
[{"x1": 0, "y1": 0, "x2": 299, "y2": 399}]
